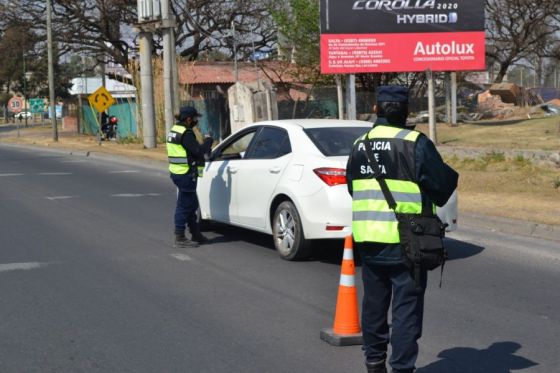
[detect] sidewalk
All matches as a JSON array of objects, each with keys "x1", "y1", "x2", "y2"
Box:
[{"x1": 1, "y1": 125, "x2": 559, "y2": 243}]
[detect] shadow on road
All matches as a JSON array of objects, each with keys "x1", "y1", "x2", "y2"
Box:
[
  {"x1": 417, "y1": 341, "x2": 537, "y2": 373},
  {"x1": 445, "y1": 237, "x2": 485, "y2": 261},
  {"x1": 202, "y1": 223, "x2": 348, "y2": 264},
  {"x1": 204, "y1": 225, "x2": 485, "y2": 267},
  {"x1": 202, "y1": 222, "x2": 274, "y2": 249}
]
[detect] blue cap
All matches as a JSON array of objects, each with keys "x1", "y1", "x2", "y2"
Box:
[
  {"x1": 377, "y1": 85, "x2": 409, "y2": 103},
  {"x1": 178, "y1": 106, "x2": 201, "y2": 121}
]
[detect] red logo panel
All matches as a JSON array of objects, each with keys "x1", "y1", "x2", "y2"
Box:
[{"x1": 321, "y1": 31, "x2": 485, "y2": 74}]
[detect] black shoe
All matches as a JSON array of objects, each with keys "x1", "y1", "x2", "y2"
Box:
[
  {"x1": 174, "y1": 232, "x2": 199, "y2": 248},
  {"x1": 191, "y1": 233, "x2": 209, "y2": 244},
  {"x1": 366, "y1": 360, "x2": 387, "y2": 373}
]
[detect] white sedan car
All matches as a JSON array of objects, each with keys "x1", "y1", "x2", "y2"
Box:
[
  {"x1": 197, "y1": 119, "x2": 457, "y2": 260},
  {"x1": 14, "y1": 111, "x2": 32, "y2": 120}
]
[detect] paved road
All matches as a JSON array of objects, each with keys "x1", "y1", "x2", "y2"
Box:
[{"x1": 0, "y1": 145, "x2": 558, "y2": 373}]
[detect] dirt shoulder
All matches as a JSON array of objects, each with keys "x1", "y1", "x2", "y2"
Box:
[
  {"x1": 414, "y1": 117, "x2": 560, "y2": 228},
  {"x1": 2, "y1": 119, "x2": 559, "y2": 232}
]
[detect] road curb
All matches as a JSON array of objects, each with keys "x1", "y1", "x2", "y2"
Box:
[{"x1": 460, "y1": 212, "x2": 560, "y2": 243}]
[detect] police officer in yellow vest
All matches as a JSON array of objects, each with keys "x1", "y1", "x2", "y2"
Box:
[
  {"x1": 346, "y1": 86, "x2": 458, "y2": 373},
  {"x1": 167, "y1": 106, "x2": 213, "y2": 248}
]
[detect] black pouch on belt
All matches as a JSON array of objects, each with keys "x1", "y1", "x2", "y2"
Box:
[{"x1": 396, "y1": 213, "x2": 447, "y2": 272}]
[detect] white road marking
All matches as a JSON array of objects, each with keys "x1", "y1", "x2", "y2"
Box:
[
  {"x1": 109, "y1": 170, "x2": 140, "y2": 174},
  {"x1": 37, "y1": 172, "x2": 72, "y2": 176},
  {"x1": 0, "y1": 173, "x2": 24, "y2": 177},
  {"x1": 60, "y1": 160, "x2": 86, "y2": 163},
  {"x1": 0, "y1": 262, "x2": 51, "y2": 273},
  {"x1": 111, "y1": 193, "x2": 161, "y2": 198},
  {"x1": 46, "y1": 196, "x2": 77, "y2": 201},
  {"x1": 171, "y1": 253, "x2": 192, "y2": 261}
]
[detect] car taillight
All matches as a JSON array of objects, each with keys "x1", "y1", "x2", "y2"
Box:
[{"x1": 313, "y1": 167, "x2": 347, "y2": 186}]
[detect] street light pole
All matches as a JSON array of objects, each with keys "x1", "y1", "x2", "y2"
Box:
[
  {"x1": 23, "y1": 50, "x2": 28, "y2": 128},
  {"x1": 47, "y1": 0, "x2": 58, "y2": 141}
]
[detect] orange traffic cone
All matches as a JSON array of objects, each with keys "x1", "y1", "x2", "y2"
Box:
[{"x1": 320, "y1": 235, "x2": 363, "y2": 346}]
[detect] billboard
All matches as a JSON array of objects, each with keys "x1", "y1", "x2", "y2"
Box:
[{"x1": 320, "y1": 0, "x2": 485, "y2": 74}]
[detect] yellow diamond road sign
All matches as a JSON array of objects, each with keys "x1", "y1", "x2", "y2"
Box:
[{"x1": 88, "y1": 86, "x2": 116, "y2": 113}]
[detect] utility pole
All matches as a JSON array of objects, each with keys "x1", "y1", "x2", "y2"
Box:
[
  {"x1": 161, "y1": 0, "x2": 175, "y2": 135},
  {"x1": 135, "y1": 0, "x2": 160, "y2": 148},
  {"x1": 139, "y1": 31, "x2": 157, "y2": 148},
  {"x1": 47, "y1": 0, "x2": 57, "y2": 141},
  {"x1": 23, "y1": 50, "x2": 28, "y2": 128}
]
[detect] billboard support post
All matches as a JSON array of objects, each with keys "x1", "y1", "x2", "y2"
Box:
[
  {"x1": 451, "y1": 72, "x2": 457, "y2": 126},
  {"x1": 335, "y1": 75, "x2": 344, "y2": 119},
  {"x1": 427, "y1": 70, "x2": 437, "y2": 143},
  {"x1": 345, "y1": 74, "x2": 356, "y2": 120},
  {"x1": 445, "y1": 73, "x2": 451, "y2": 124}
]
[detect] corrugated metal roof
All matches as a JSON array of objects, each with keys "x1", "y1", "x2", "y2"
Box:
[
  {"x1": 69, "y1": 77, "x2": 136, "y2": 98},
  {"x1": 179, "y1": 61, "x2": 301, "y2": 85}
]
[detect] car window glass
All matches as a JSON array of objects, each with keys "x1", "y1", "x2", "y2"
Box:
[
  {"x1": 219, "y1": 130, "x2": 256, "y2": 159},
  {"x1": 245, "y1": 127, "x2": 291, "y2": 159},
  {"x1": 305, "y1": 127, "x2": 370, "y2": 156}
]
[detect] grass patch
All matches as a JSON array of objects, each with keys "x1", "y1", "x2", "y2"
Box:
[
  {"x1": 117, "y1": 135, "x2": 143, "y2": 144},
  {"x1": 483, "y1": 151, "x2": 505, "y2": 162},
  {"x1": 416, "y1": 116, "x2": 560, "y2": 150}
]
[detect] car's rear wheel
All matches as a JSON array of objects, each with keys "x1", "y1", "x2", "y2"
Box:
[{"x1": 272, "y1": 201, "x2": 311, "y2": 260}]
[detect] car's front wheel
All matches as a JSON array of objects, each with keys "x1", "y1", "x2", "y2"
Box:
[{"x1": 272, "y1": 201, "x2": 311, "y2": 260}]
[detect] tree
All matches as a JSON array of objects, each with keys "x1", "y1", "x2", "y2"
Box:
[
  {"x1": 173, "y1": 0, "x2": 277, "y2": 61},
  {"x1": 3, "y1": 0, "x2": 278, "y2": 69},
  {"x1": 485, "y1": 0, "x2": 560, "y2": 83}
]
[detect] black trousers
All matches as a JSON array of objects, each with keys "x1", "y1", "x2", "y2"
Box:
[
  {"x1": 360, "y1": 259, "x2": 427, "y2": 373},
  {"x1": 171, "y1": 173, "x2": 199, "y2": 233}
]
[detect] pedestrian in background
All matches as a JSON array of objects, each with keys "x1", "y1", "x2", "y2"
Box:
[
  {"x1": 345, "y1": 86, "x2": 458, "y2": 373},
  {"x1": 167, "y1": 106, "x2": 213, "y2": 248}
]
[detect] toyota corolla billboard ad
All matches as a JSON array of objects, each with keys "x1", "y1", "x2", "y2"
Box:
[{"x1": 320, "y1": 0, "x2": 485, "y2": 73}]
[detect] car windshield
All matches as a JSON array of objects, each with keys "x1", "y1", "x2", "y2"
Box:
[{"x1": 304, "y1": 126, "x2": 370, "y2": 156}]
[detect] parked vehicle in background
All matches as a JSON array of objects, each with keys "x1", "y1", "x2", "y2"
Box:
[
  {"x1": 197, "y1": 119, "x2": 458, "y2": 260},
  {"x1": 101, "y1": 115, "x2": 118, "y2": 141},
  {"x1": 14, "y1": 111, "x2": 32, "y2": 120}
]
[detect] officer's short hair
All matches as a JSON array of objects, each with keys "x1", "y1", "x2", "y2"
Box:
[{"x1": 377, "y1": 101, "x2": 408, "y2": 126}]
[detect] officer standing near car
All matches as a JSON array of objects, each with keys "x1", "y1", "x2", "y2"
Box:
[
  {"x1": 167, "y1": 106, "x2": 213, "y2": 248},
  {"x1": 345, "y1": 86, "x2": 458, "y2": 373}
]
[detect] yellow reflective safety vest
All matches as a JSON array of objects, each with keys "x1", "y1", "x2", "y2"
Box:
[
  {"x1": 351, "y1": 125, "x2": 435, "y2": 243},
  {"x1": 166, "y1": 125, "x2": 190, "y2": 175}
]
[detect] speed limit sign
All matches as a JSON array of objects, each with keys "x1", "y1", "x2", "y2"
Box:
[{"x1": 8, "y1": 96, "x2": 23, "y2": 113}]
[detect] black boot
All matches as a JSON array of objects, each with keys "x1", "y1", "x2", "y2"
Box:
[
  {"x1": 366, "y1": 359, "x2": 387, "y2": 373},
  {"x1": 174, "y1": 231, "x2": 198, "y2": 248},
  {"x1": 189, "y1": 224, "x2": 209, "y2": 244}
]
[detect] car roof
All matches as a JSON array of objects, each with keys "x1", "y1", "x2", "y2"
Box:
[{"x1": 243, "y1": 119, "x2": 372, "y2": 130}]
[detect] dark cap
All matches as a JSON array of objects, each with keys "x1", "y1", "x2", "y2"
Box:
[
  {"x1": 178, "y1": 106, "x2": 201, "y2": 121},
  {"x1": 377, "y1": 85, "x2": 409, "y2": 103}
]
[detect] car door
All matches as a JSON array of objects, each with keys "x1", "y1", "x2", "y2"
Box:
[
  {"x1": 197, "y1": 129, "x2": 258, "y2": 223},
  {"x1": 233, "y1": 126, "x2": 292, "y2": 228}
]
